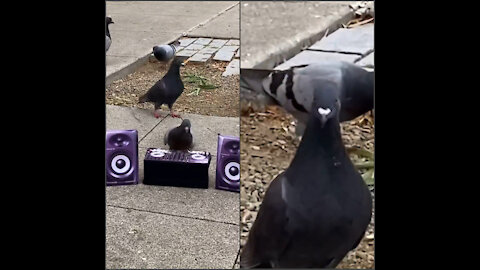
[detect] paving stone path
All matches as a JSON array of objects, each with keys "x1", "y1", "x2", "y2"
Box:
[
  {"x1": 176, "y1": 37, "x2": 240, "y2": 76},
  {"x1": 275, "y1": 23, "x2": 374, "y2": 70}
]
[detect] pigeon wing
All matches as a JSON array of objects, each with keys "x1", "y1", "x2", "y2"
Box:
[
  {"x1": 260, "y1": 63, "x2": 343, "y2": 124},
  {"x1": 106, "y1": 36, "x2": 111, "y2": 52},
  {"x1": 147, "y1": 80, "x2": 168, "y2": 105}
]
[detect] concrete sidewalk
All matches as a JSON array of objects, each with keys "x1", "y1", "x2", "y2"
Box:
[
  {"x1": 106, "y1": 105, "x2": 240, "y2": 269},
  {"x1": 106, "y1": 1, "x2": 239, "y2": 85}
]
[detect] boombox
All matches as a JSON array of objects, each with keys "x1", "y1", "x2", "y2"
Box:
[
  {"x1": 215, "y1": 134, "x2": 240, "y2": 192},
  {"x1": 143, "y1": 148, "x2": 211, "y2": 188},
  {"x1": 106, "y1": 129, "x2": 139, "y2": 186}
]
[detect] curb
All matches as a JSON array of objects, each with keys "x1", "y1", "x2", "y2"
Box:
[{"x1": 250, "y1": 7, "x2": 359, "y2": 70}]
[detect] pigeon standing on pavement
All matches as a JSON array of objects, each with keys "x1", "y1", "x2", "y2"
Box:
[
  {"x1": 240, "y1": 85, "x2": 373, "y2": 268},
  {"x1": 164, "y1": 119, "x2": 194, "y2": 151},
  {"x1": 106, "y1": 17, "x2": 114, "y2": 52},
  {"x1": 138, "y1": 57, "x2": 187, "y2": 118},
  {"x1": 241, "y1": 61, "x2": 374, "y2": 133}
]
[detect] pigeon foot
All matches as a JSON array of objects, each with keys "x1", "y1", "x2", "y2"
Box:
[{"x1": 154, "y1": 111, "x2": 163, "y2": 118}]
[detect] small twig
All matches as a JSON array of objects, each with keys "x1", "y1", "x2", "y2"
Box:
[
  {"x1": 354, "y1": 161, "x2": 374, "y2": 169},
  {"x1": 347, "y1": 17, "x2": 374, "y2": 28},
  {"x1": 346, "y1": 147, "x2": 374, "y2": 159}
]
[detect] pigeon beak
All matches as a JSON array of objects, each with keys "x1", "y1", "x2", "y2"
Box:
[
  {"x1": 320, "y1": 114, "x2": 328, "y2": 128},
  {"x1": 317, "y1": 107, "x2": 331, "y2": 128}
]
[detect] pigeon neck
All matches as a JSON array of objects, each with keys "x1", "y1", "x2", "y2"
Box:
[
  {"x1": 167, "y1": 63, "x2": 181, "y2": 77},
  {"x1": 106, "y1": 24, "x2": 111, "y2": 37},
  {"x1": 290, "y1": 116, "x2": 346, "y2": 168}
]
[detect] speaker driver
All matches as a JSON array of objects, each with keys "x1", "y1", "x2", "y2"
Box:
[
  {"x1": 111, "y1": 154, "x2": 131, "y2": 174},
  {"x1": 224, "y1": 161, "x2": 240, "y2": 182}
]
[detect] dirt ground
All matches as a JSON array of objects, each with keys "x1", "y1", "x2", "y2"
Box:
[
  {"x1": 240, "y1": 106, "x2": 375, "y2": 269},
  {"x1": 106, "y1": 59, "x2": 239, "y2": 117}
]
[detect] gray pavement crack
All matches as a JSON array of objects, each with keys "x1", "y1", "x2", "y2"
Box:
[
  {"x1": 107, "y1": 204, "x2": 238, "y2": 226},
  {"x1": 306, "y1": 48, "x2": 364, "y2": 56},
  {"x1": 232, "y1": 248, "x2": 240, "y2": 269},
  {"x1": 138, "y1": 115, "x2": 169, "y2": 143}
]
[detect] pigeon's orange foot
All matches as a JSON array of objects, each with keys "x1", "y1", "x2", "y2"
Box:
[
  {"x1": 154, "y1": 111, "x2": 163, "y2": 118},
  {"x1": 170, "y1": 111, "x2": 181, "y2": 118}
]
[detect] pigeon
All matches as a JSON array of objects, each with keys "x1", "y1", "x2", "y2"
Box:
[
  {"x1": 240, "y1": 85, "x2": 373, "y2": 268},
  {"x1": 106, "y1": 17, "x2": 114, "y2": 52},
  {"x1": 164, "y1": 119, "x2": 194, "y2": 151},
  {"x1": 153, "y1": 40, "x2": 181, "y2": 62},
  {"x1": 138, "y1": 57, "x2": 188, "y2": 118},
  {"x1": 241, "y1": 61, "x2": 374, "y2": 133}
]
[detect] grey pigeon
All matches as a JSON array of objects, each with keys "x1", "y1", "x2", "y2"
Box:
[
  {"x1": 153, "y1": 40, "x2": 180, "y2": 62},
  {"x1": 106, "y1": 17, "x2": 114, "y2": 52},
  {"x1": 164, "y1": 119, "x2": 194, "y2": 151},
  {"x1": 138, "y1": 57, "x2": 187, "y2": 118},
  {"x1": 241, "y1": 61, "x2": 374, "y2": 133},
  {"x1": 240, "y1": 86, "x2": 373, "y2": 268}
]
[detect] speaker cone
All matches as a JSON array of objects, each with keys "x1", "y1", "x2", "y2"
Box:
[
  {"x1": 224, "y1": 161, "x2": 240, "y2": 182},
  {"x1": 111, "y1": 154, "x2": 131, "y2": 174}
]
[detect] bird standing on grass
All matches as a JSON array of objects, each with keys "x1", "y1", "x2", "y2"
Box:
[
  {"x1": 164, "y1": 119, "x2": 194, "y2": 151},
  {"x1": 106, "y1": 17, "x2": 114, "y2": 52},
  {"x1": 240, "y1": 85, "x2": 372, "y2": 268},
  {"x1": 138, "y1": 57, "x2": 188, "y2": 118}
]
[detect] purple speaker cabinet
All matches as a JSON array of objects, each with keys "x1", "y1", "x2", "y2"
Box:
[
  {"x1": 106, "y1": 129, "x2": 139, "y2": 186},
  {"x1": 215, "y1": 134, "x2": 240, "y2": 192},
  {"x1": 143, "y1": 148, "x2": 211, "y2": 188}
]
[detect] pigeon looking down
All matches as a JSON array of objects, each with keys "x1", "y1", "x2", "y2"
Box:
[
  {"x1": 153, "y1": 40, "x2": 181, "y2": 62},
  {"x1": 138, "y1": 57, "x2": 188, "y2": 118},
  {"x1": 241, "y1": 61, "x2": 374, "y2": 132},
  {"x1": 240, "y1": 86, "x2": 373, "y2": 268},
  {"x1": 164, "y1": 119, "x2": 194, "y2": 151},
  {"x1": 106, "y1": 17, "x2": 114, "y2": 52}
]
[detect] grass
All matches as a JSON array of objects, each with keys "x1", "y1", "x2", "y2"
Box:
[{"x1": 184, "y1": 73, "x2": 218, "y2": 96}]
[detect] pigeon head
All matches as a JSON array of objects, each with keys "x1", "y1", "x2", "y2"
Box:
[
  {"x1": 312, "y1": 88, "x2": 341, "y2": 128},
  {"x1": 106, "y1": 17, "x2": 114, "y2": 25},
  {"x1": 180, "y1": 119, "x2": 191, "y2": 132}
]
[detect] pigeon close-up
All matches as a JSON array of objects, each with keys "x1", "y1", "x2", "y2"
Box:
[
  {"x1": 240, "y1": 86, "x2": 373, "y2": 268},
  {"x1": 138, "y1": 57, "x2": 188, "y2": 118},
  {"x1": 241, "y1": 61, "x2": 374, "y2": 132},
  {"x1": 164, "y1": 119, "x2": 194, "y2": 151},
  {"x1": 106, "y1": 16, "x2": 114, "y2": 52},
  {"x1": 153, "y1": 40, "x2": 181, "y2": 62}
]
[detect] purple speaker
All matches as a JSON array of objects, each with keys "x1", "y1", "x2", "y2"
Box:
[
  {"x1": 215, "y1": 134, "x2": 240, "y2": 192},
  {"x1": 143, "y1": 148, "x2": 211, "y2": 188},
  {"x1": 106, "y1": 129, "x2": 139, "y2": 186}
]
